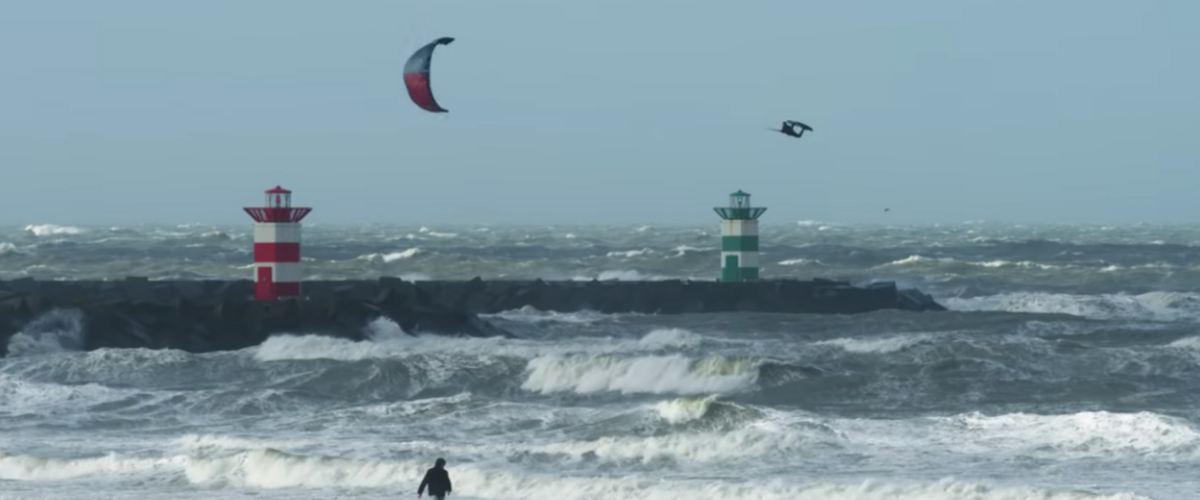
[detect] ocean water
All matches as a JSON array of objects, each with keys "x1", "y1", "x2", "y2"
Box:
[{"x1": 2, "y1": 222, "x2": 1199, "y2": 500}]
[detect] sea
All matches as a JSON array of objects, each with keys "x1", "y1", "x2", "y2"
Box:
[{"x1": 1, "y1": 221, "x2": 1198, "y2": 500}]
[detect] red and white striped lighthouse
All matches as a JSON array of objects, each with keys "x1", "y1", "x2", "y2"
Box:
[{"x1": 243, "y1": 186, "x2": 312, "y2": 301}]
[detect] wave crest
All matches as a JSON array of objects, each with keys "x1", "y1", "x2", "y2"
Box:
[
  {"x1": 521, "y1": 354, "x2": 759, "y2": 395},
  {"x1": 945, "y1": 291, "x2": 1200, "y2": 321},
  {"x1": 0, "y1": 448, "x2": 1155, "y2": 499}
]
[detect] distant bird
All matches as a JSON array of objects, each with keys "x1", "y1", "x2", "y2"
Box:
[
  {"x1": 884, "y1": 208, "x2": 891, "y2": 212},
  {"x1": 769, "y1": 120, "x2": 813, "y2": 139}
]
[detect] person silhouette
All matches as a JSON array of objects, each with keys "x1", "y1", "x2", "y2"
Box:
[{"x1": 417, "y1": 458, "x2": 452, "y2": 499}]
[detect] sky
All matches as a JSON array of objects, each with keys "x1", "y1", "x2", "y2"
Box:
[{"x1": 1, "y1": 0, "x2": 1198, "y2": 226}]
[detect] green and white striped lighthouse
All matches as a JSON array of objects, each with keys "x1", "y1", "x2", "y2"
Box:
[{"x1": 713, "y1": 190, "x2": 767, "y2": 282}]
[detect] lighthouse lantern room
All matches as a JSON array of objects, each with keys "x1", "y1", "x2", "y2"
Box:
[{"x1": 244, "y1": 186, "x2": 312, "y2": 300}]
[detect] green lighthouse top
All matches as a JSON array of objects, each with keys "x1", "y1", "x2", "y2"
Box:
[{"x1": 714, "y1": 189, "x2": 767, "y2": 220}]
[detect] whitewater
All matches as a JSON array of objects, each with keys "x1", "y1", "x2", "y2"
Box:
[{"x1": 2, "y1": 222, "x2": 1199, "y2": 499}]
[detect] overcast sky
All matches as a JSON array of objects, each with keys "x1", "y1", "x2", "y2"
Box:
[{"x1": 2, "y1": 0, "x2": 1197, "y2": 226}]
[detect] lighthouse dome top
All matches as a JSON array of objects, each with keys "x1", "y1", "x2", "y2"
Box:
[
  {"x1": 714, "y1": 189, "x2": 767, "y2": 220},
  {"x1": 728, "y1": 190, "x2": 752, "y2": 208},
  {"x1": 244, "y1": 185, "x2": 312, "y2": 223}
]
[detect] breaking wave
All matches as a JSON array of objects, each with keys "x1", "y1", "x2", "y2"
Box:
[
  {"x1": 23, "y1": 224, "x2": 85, "y2": 237},
  {"x1": 521, "y1": 353, "x2": 760, "y2": 396},
  {"x1": 0, "y1": 448, "x2": 1158, "y2": 499},
  {"x1": 4, "y1": 309, "x2": 86, "y2": 357},
  {"x1": 944, "y1": 291, "x2": 1200, "y2": 321}
]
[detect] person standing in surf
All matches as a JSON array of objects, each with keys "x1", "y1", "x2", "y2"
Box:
[{"x1": 417, "y1": 457, "x2": 452, "y2": 499}]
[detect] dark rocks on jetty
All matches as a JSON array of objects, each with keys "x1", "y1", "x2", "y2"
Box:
[{"x1": 0, "y1": 277, "x2": 944, "y2": 357}]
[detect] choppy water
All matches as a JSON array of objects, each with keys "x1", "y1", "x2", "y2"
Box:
[{"x1": 2, "y1": 222, "x2": 1199, "y2": 499}]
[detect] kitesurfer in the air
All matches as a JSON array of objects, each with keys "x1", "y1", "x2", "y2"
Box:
[
  {"x1": 417, "y1": 458, "x2": 452, "y2": 499},
  {"x1": 779, "y1": 120, "x2": 812, "y2": 138}
]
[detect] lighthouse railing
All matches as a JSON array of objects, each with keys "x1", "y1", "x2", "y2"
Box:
[
  {"x1": 713, "y1": 207, "x2": 767, "y2": 220},
  {"x1": 243, "y1": 207, "x2": 313, "y2": 223}
]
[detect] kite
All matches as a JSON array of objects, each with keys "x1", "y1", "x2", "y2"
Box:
[{"x1": 404, "y1": 36, "x2": 455, "y2": 113}]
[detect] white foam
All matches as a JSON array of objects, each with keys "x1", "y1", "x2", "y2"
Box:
[
  {"x1": 487, "y1": 305, "x2": 612, "y2": 324},
  {"x1": 417, "y1": 226, "x2": 458, "y2": 238},
  {"x1": 254, "y1": 323, "x2": 417, "y2": 362},
  {"x1": 670, "y1": 245, "x2": 710, "y2": 257},
  {"x1": 606, "y1": 248, "x2": 654, "y2": 258},
  {"x1": 4, "y1": 332, "x2": 74, "y2": 357},
  {"x1": 877, "y1": 255, "x2": 956, "y2": 267},
  {"x1": 943, "y1": 291, "x2": 1200, "y2": 322},
  {"x1": 251, "y1": 324, "x2": 542, "y2": 363},
  {"x1": 363, "y1": 316, "x2": 410, "y2": 342},
  {"x1": 0, "y1": 374, "x2": 128, "y2": 418},
  {"x1": 23, "y1": 224, "x2": 84, "y2": 236},
  {"x1": 0, "y1": 449, "x2": 1153, "y2": 500},
  {"x1": 253, "y1": 323, "x2": 706, "y2": 367},
  {"x1": 358, "y1": 247, "x2": 421, "y2": 262},
  {"x1": 488, "y1": 424, "x2": 818, "y2": 464},
  {"x1": 175, "y1": 434, "x2": 320, "y2": 454},
  {"x1": 1167, "y1": 336, "x2": 1200, "y2": 350},
  {"x1": 362, "y1": 406, "x2": 823, "y2": 465},
  {"x1": 778, "y1": 257, "x2": 827, "y2": 266},
  {"x1": 638, "y1": 328, "x2": 703, "y2": 349},
  {"x1": 941, "y1": 411, "x2": 1200, "y2": 459},
  {"x1": 814, "y1": 334, "x2": 936, "y2": 354},
  {"x1": 4, "y1": 309, "x2": 85, "y2": 357},
  {"x1": 571, "y1": 269, "x2": 668, "y2": 281},
  {"x1": 0, "y1": 450, "x2": 186, "y2": 482},
  {"x1": 654, "y1": 395, "x2": 720, "y2": 424},
  {"x1": 521, "y1": 354, "x2": 758, "y2": 395},
  {"x1": 975, "y1": 260, "x2": 1059, "y2": 270},
  {"x1": 874, "y1": 255, "x2": 1065, "y2": 271}
]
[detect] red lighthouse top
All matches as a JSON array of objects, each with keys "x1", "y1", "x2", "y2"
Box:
[{"x1": 244, "y1": 185, "x2": 312, "y2": 223}]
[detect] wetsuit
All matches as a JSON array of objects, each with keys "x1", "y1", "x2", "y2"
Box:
[{"x1": 418, "y1": 466, "x2": 452, "y2": 499}]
